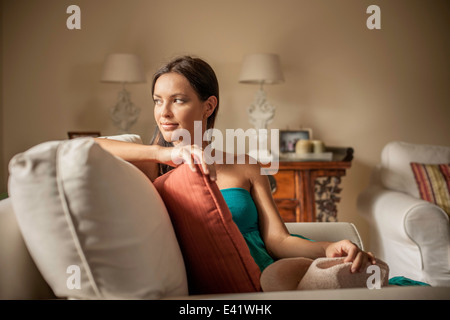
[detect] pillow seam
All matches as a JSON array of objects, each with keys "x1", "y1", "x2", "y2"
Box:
[
  {"x1": 55, "y1": 141, "x2": 103, "y2": 298},
  {"x1": 200, "y1": 167, "x2": 260, "y2": 291}
]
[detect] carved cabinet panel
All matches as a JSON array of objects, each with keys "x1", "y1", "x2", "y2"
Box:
[{"x1": 269, "y1": 148, "x2": 353, "y2": 222}]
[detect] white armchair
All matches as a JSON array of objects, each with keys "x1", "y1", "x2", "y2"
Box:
[{"x1": 358, "y1": 141, "x2": 450, "y2": 287}]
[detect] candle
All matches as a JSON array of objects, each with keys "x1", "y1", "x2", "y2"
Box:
[
  {"x1": 311, "y1": 140, "x2": 325, "y2": 153},
  {"x1": 295, "y1": 140, "x2": 312, "y2": 154}
]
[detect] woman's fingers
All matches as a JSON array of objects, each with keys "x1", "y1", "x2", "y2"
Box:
[
  {"x1": 350, "y1": 252, "x2": 364, "y2": 273},
  {"x1": 208, "y1": 163, "x2": 217, "y2": 181},
  {"x1": 332, "y1": 240, "x2": 377, "y2": 273},
  {"x1": 351, "y1": 252, "x2": 377, "y2": 273},
  {"x1": 367, "y1": 251, "x2": 377, "y2": 264},
  {"x1": 190, "y1": 145, "x2": 207, "y2": 171},
  {"x1": 342, "y1": 241, "x2": 358, "y2": 263},
  {"x1": 173, "y1": 145, "x2": 217, "y2": 181},
  {"x1": 179, "y1": 147, "x2": 196, "y2": 171},
  {"x1": 191, "y1": 145, "x2": 217, "y2": 181}
]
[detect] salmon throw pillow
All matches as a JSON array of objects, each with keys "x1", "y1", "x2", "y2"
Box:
[{"x1": 153, "y1": 164, "x2": 262, "y2": 295}]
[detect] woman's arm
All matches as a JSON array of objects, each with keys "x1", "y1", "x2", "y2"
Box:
[
  {"x1": 248, "y1": 163, "x2": 375, "y2": 272},
  {"x1": 247, "y1": 163, "x2": 328, "y2": 259},
  {"x1": 95, "y1": 138, "x2": 162, "y2": 181},
  {"x1": 95, "y1": 138, "x2": 161, "y2": 163},
  {"x1": 94, "y1": 138, "x2": 217, "y2": 182}
]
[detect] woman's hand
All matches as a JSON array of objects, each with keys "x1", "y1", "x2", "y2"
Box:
[
  {"x1": 325, "y1": 240, "x2": 376, "y2": 273},
  {"x1": 157, "y1": 144, "x2": 217, "y2": 181}
]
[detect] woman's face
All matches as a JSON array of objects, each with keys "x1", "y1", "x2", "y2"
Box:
[{"x1": 153, "y1": 72, "x2": 215, "y2": 145}]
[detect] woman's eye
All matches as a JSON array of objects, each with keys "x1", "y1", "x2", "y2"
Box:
[
  {"x1": 153, "y1": 99, "x2": 162, "y2": 105},
  {"x1": 174, "y1": 98, "x2": 185, "y2": 104}
]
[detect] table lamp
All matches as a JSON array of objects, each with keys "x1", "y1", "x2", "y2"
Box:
[
  {"x1": 239, "y1": 53, "x2": 284, "y2": 130},
  {"x1": 239, "y1": 53, "x2": 284, "y2": 162},
  {"x1": 101, "y1": 53, "x2": 146, "y2": 133}
]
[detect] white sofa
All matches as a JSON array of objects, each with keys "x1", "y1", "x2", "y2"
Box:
[
  {"x1": 2, "y1": 198, "x2": 450, "y2": 301},
  {"x1": 0, "y1": 198, "x2": 358, "y2": 299},
  {"x1": 2, "y1": 137, "x2": 449, "y2": 301},
  {"x1": 358, "y1": 141, "x2": 450, "y2": 287}
]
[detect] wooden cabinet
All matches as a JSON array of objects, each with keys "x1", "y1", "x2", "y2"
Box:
[{"x1": 267, "y1": 147, "x2": 353, "y2": 222}]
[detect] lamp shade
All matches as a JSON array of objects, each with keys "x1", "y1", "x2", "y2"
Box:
[
  {"x1": 101, "y1": 53, "x2": 146, "y2": 83},
  {"x1": 239, "y1": 53, "x2": 284, "y2": 85}
]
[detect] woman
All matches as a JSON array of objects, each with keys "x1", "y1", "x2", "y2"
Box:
[{"x1": 96, "y1": 55, "x2": 376, "y2": 281}]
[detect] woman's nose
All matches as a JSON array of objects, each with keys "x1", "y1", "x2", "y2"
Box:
[{"x1": 160, "y1": 102, "x2": 173, "y2": 117}]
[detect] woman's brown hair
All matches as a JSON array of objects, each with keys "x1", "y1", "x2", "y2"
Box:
[{"x1": 150, "y1": 56, "x2": 220, "y2": 175}]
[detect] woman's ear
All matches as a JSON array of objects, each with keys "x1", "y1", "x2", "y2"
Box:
[{"x1": 203, "y1": 96, "x2": 218, "y2": 118}]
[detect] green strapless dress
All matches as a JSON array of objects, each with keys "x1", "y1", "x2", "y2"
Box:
[{"x1": 220, "y1": 188, "x2": 275, "y2": 272}]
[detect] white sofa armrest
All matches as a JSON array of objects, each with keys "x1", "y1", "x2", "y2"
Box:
[
  {"x1": 285, "y1": 222, "x2": 364, "y2": 250},
  {"x1": 358, "y1": 184, "x2": 450, "y2": 286}
]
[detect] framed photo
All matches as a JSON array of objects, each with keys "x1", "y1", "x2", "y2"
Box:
[
  {"x1": 279, "y1": 129, "x2": 312, "y2": 153},
  {"x1": 67, "y1": 131, "x2": 101, "y2": 139}
]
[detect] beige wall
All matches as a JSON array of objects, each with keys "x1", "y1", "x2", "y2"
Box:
[
  {"x1": 2, "y1": 0, "x2": 450, "y2": 248},
  {"x1": 0, "y1": 1, "x2": 4, "y2": 194}
]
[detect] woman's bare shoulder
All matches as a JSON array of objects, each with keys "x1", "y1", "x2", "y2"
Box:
[{"x1": 212, "y1": 152, "x2": 261, "y2": 189}]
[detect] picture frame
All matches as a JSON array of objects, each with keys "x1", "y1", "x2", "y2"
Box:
[
  {"x1": 279, "y1": 129, "x2": 312, "y2": 153},
  {"x1": 67, "y1": 131, "x2": 101, "y2": 139}
]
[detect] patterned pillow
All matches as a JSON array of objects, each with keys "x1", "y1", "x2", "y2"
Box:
[{"x1": 410, "y1": 163, "x2": 450, "y2": 215}]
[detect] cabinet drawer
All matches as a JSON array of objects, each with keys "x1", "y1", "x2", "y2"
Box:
[{"x1": 272, "y1": 170, "x2": 295, "y2": 199}]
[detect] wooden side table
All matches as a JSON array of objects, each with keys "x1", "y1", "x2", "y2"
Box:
[{"x1": 266, "y1": 147, "x2": 353, "y2": 222}]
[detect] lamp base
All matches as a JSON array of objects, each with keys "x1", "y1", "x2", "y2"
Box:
[
  {"x1": 110, "y1": 87, "x2": 140, "y2": 134},
  {"x1": 247, "y1": 129, "x2": 275, "y2": 164},
  {"x1": 247, "y1": 87, "x2": 276, "y2": 131},
  {"x1": 248, "y1": 149, "x2": 274, "y2": 163}
]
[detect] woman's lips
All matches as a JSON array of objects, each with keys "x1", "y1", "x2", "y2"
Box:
[{"x1": 160, "y1": 123, "x2": 179, "y2": 131}]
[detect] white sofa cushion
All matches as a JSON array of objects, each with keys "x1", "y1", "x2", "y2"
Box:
[
  {"x1": 380, "y1": 141, "x2": 450, "y2": 198},
  {"x1": 98, "y1": 134, "x2": 143, "y2": 144},
  {"x1": 8, "y1": 138, "x2": 188, "y2": 299}
]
